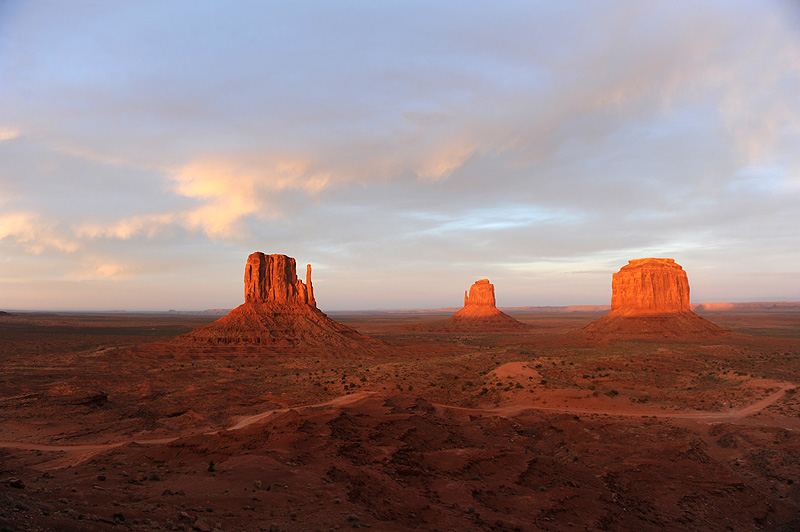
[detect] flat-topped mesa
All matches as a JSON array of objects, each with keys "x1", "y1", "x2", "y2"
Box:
[
  {"x1": 453, "y1": 279, "x2": 501, "y2": 318},
  {"x1": 611, "y1": 258, "x2": 690, "y2": 314},
  {"x1": 583, "y1": 257, "x2": 726, "y2": 340},
  {"x1": 244, "y1": 253, "x2": 315, "y2": 307}
]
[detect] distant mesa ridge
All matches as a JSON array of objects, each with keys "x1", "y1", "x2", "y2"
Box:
[
  {"x1": 584, "y1": 257, "x2": 726, "y2": 339},
  {"x1": 177, "y1": 252, "x2": 374, "y2": 349}
]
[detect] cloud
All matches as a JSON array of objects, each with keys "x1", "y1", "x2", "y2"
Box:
[
  {"x1": 74, "y1": 155, "x2": 335, "y2": 241},
  {"x1": 0, "y1": 128, "x2": 20, "y2": 142},
  {"x1": 76, "y1": 213, "x2": 178, "y2": 240},
  {"x1": 414, "y1": 142, "x2": 476, "y2": 181},
  {"x1": 171, "y1": 156, "x2": 334, "y2": 239},
  {"x1": 82, "y1": 263, "x2": 133, "y2": 280},
  {"x1": 0, "y1": 211, "x2": 79, "y2": 254}
]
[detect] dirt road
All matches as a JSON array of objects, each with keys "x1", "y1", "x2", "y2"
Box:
[{"x1": 0, "y1": 385, "x2": 792, "y2": 461}]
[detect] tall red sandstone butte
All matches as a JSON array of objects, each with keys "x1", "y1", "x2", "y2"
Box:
[
  {"x1": 244, "y1": 252, "x2": 315, "y2": 307},
  {"x1": 446, "y1": 279, "x2": 530, "y2": 330},
  {"x1": 178, "y1": 252, "x2": 374, "y2": 349},
  {"x1": 611, "y1": 258, "x2": 690, "y2": 314},
  {"x1": 453, "y1": 279, "x2": 500, "y2": 318},
  {"x1": 584, "y1": 258, "x2": 725, "y2": 339}
]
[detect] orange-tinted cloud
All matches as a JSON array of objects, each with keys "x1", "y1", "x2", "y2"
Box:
[
  {"x1": 0, "y1": 128, "x2": 20, "y2": 142},
  {"x1": 170, "y1": 157, "x2": 331, "y2": 238},
  {"x1": 0, "y1": 212, "x2": 78, "y2": 254}
]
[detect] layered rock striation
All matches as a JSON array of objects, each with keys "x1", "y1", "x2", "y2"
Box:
[
  {"x1": 611, "y1": 258, "x2": 690, "y2": 314},
  {"x1": 584, "y1": 258, "x2": 725, "y2": 339},
  {"x1": 244, "y1": 253, "x2": 316, "y2": 307},
  {"x1": 178, "y1": 252, "x2": 374, "y2": 349}
]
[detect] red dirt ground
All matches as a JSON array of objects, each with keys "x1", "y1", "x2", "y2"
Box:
[{"x1": 2, "y1": 307, "x2": 800, "y2": 531}]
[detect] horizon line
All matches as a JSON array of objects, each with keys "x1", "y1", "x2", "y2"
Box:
[{"x1": 3, "y1": 299, "x2": 800, "y2": 314}]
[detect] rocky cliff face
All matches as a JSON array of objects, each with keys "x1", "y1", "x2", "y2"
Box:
[
  {"x1": 611, "y1": 258, "x2": 690, "y2": 314},
  {"x1": 445, "y1": 279, "x2": 529, "y2": 330},
  {"x1": 178, "y1": 252, "x2": 374, "y2": 350},
  {"x1": 453, "y1": 279, "x2": 501, "y2": 318},
  {"x1": 244, "y1": 253, "x2": 315, "y2": 307},
  {"x1": 584, "y1": 258, "x2": 726, "y2": 340}
]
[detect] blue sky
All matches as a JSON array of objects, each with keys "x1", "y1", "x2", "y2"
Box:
[{"x1": 1, "y1": 1, "x2": 799, "y2": 310}]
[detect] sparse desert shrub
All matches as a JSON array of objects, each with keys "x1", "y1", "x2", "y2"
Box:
[
  {"x1": 207, "y1": 461, "x2": 215, "y2": 472},
  {"x1": 113, "y1": 512, "x2": 125, "y2": 522}
]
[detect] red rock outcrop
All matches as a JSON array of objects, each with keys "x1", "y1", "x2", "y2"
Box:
[
  {"x1": 425, "y1": 279, "x2": 530, "y2": 331},
  {"x1": 177, "y1": 252, "x2": 375, "y2": 350},
  {"x1": 584, "y1": 258, "x2": 726, "y2": 339},
  {"x1": 244, "y1": 253, "x2": 315, "y2": 306},
  {"x1": 452, "y1": 279, "x2": 500, "y2": 319},
  {"x1": 611, "y1": 258, "x2": 690, "y2": 314}
]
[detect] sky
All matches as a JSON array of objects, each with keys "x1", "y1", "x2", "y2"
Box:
[{"x1": 1, "y1": 1, "x2": 799, "y2": 311}]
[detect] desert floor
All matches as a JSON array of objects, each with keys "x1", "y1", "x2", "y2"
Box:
[{"x1": 1, "y1": 307, "x2": 800, "y2": 531}]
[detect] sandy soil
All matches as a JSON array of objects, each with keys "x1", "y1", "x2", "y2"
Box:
[{"x1": 1, "y1": 308, "x2": 800, "y2": 531}]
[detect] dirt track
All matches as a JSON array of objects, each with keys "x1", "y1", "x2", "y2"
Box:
[
  {"x1": 435, "y1": 383, "x2": 794, "y2": 422},
  {"x1": 0, "y1": 384, "x2": 792, "y2": 460}
]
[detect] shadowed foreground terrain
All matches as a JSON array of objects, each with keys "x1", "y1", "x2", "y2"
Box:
[{"x1": 1, "y1": 307, "x2": 800, "y2": 531}]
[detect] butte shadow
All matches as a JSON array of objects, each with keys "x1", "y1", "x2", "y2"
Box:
[
  {"x1": 409, "y1": 279, "x2": 531, "y2": 332},
  {"x1": 169, "y1": 252, "x2": 381, "y2": 354},
  {"x1": 582, "y1": 258, "x2": 728, "y2": 341}
]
